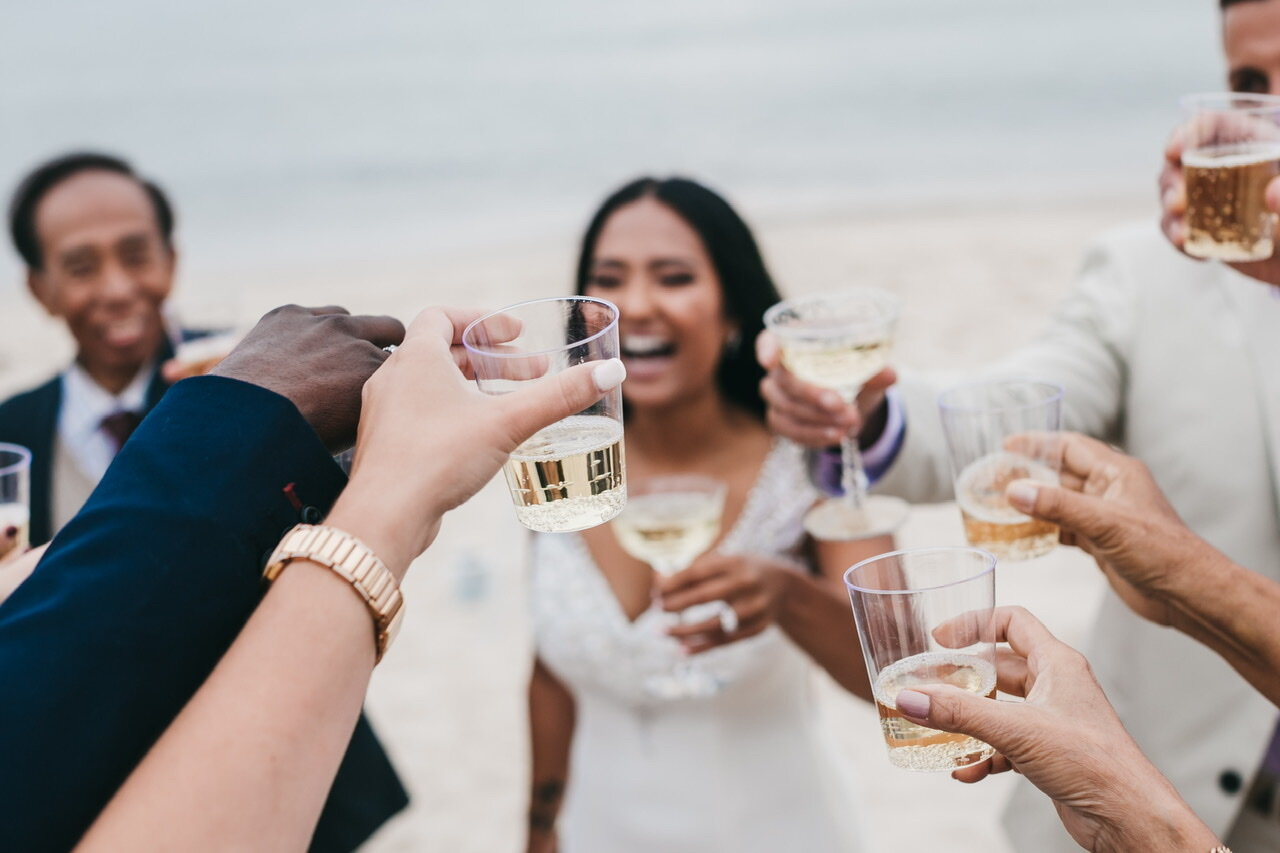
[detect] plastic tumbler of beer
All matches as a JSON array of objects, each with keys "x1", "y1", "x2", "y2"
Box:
[
  {"x1": 845, "y1": 547, "x2": 998, "y2": 772},
  {"x1": 0, "y1": 444, "x2": 32, "y2": 563},
  {"x1": 463, "y1": 296, "x2": 626, "y2": 533},
  {"x1": 1181, "y1": 93, "x2": 1280, "y2": 262},
  {"x1": 938, "y1": 379, "x2": 1063, "y2": 562}
]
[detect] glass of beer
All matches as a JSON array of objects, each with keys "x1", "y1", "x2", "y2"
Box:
[
  {"x1": 938, "y1": 379, "x2": 1063, "y2": 561},
  {"x1": 0, "y1": 444, "x2": 32, "y2": 563},
  {"x1": 1181, "y1": 93, "x2": 1280, "y2": 262},
  {"x1": 464, "y1": 296, "x2": 626, "y2": 533},
  {"x1": 613, "y1": 474, "x2": 728, "y2": 698},
  {"x1": 845, "y1": 546, "x2": 998, "y2": 772},
  {"x1": 763, "y1": 288, "x2": 909, "y2": 541}
]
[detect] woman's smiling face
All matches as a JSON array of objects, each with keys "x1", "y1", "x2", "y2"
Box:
[{"x1": 584, "y1": 197, "x2": 737, "y2": 411}]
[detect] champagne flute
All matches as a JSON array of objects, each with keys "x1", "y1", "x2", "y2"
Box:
[
  {"x1": 612, "y1": 474, "x2": 727, "y2": 698},
  {"x1": 764, "y1": 288, "x2": 909, "y2": 540}
]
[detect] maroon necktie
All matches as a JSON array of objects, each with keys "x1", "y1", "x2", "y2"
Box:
[{"x1": 100, "y1": 410, "x2": 143, "y2": 453}]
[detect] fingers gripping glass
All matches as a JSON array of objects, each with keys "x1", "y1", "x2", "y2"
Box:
[
  {"x1": 614, "y1": 474, "x2": 729, "y2": 698},
  {"x1": 938, "y1": 379, "x2": 1063, "y2": 562},
  {"x1": 463, "y1": 297, "x2": 625, "y2": 533},
  {"x1": 764, "y1": 288, "x2": 909, "y2": 541},
  {"x1": 845, "y1": 547, "x2": 998, "y2": 772}
]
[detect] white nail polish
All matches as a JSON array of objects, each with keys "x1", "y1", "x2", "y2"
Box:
[{"x1": 593, "y1": 358, "x2": 626, "y2": 391}]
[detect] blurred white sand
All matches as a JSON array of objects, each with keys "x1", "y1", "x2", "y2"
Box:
[{"x1": 0, "y1": 197, "x2": 1141, "y2": 851}]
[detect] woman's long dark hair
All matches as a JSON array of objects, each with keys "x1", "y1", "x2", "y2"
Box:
[{"x1": 574, "y1": 177, "x2": 781, "y2": 421}]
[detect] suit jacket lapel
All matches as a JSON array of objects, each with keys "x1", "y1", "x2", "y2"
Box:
[
  {"x1": 1219, "y1": 268, "x2": 1280, "y2": 521},
  {"x1": 16, "y1": 379, "x2": 61, "y2": 546}
]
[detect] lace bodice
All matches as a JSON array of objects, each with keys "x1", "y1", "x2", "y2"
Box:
[{"x1": 530, "y1": 439, "x2": 821, "y2": 707}]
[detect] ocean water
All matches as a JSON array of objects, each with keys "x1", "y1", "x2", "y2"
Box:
[{"x1": 0, "y1": 0, "x2": 1222, "y2": 291}]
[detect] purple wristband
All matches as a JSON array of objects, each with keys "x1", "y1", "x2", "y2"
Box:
[{"x1": 809, "y1": 389, "x2": 906, "y2": 497}]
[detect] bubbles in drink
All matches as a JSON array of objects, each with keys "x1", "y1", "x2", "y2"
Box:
[
  {"x1": 0, "y1": 503, "x2": 30, "y2": 562},
  {"x1": 1184, "y1": 142, "x2": 1280, "y2": 262},
  {"x1": 612, "y1": 491, "x2": 723, "y2": 574},
  {"x1": 873, "y1": 651, "x2": 997, "y2": 771},
  {"x1": 505, "y1": 415, "x2": 626, "y2": 533},
  {"x1": 955, "y1": 451, "x2": 1058, "y2": 561},
  {"x1": 780, "y1": 337, "x2": 890, "y2": 394}
]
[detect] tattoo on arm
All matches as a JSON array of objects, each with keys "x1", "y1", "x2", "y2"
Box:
[{"x1": 529, "y1": 779, "x2": 565, "y2": 832}]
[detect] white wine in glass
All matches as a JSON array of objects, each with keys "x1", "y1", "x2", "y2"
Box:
[
  {"x1": 613, "y1": 474, "x2": 728, "y2": 699},
  {"x1": 506, "y1": 415, "x2": 627, "y2": 534},
  {"x1": 872, "y1": 650, "x2": 997, "y2": 771},
  {"x1": 613, "y1": 485, "x2": 724, "y2": 575},
  {"x1": 764, "y1": 288, "x2": 908, "y2": 541}
]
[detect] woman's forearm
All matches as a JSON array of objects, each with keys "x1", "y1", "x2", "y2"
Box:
[
  {"x1": 771, "y1": 567, "x2": 872, "y2": 702},
  {"x1": 77, "y1": 560, "x2": 377, "y2": 851},
  {"x1": 527, "y1": 659, "x2": 574, "y2": 853}
]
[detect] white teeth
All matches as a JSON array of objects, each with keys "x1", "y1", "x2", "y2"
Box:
[{"x1": 622, "y1": 335, "x2": 672, "y2": 356}]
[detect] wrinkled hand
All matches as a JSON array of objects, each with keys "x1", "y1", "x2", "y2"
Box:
[
  {"x1": 1003, "y1": 432, "x2": 1225, "y2": 626},
  {"x1": 755, "y1": 330, "x2": 896, "y2": 448},
  {"x1": 658, "y1": 553, "x2": 788, "y2": 653},
  {"x1": 210, "y1": 305, "x2": 405, "y2": 452},
  {"x1": 893, "y1": 607, "x2": 1216, "y2": 853},
  {"x1": 328, "y1": 306, "x2": 625, "y2": 576},
  {"x1": 1160, "y1": 123, "x2": 1280, "y2": 287}
]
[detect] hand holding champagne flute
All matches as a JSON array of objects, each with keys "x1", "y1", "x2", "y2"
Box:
[
  {"x1": 763, "y1": 288, "x2": 909, "y2": 541},
  {"x1": 612, "y1": 474, "x2": 728, "y2": 698}
]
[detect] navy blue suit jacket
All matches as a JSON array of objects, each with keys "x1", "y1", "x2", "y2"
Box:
[{"x1": 0, "y1": 377, "x2": 408, "y2": 851}]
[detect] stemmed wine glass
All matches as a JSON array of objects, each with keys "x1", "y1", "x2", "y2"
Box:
[
  {"x1": 612, "y1": 474, "x2": 727, "y2": 698},
  {"x1": 764, "y1": 288, "x2": 909, "y2": 540}
]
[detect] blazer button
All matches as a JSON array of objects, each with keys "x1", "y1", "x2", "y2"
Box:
[
  {"x1": 300, "y1": 506, "x2": 322, "y2": 524},
  {"x1": 1219, "y1": 769, "x2": 1243, "y2": 795}
]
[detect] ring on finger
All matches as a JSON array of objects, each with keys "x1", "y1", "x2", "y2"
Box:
[{"x1": 718, "y1": 604, "x2": 739, "y2": 635}]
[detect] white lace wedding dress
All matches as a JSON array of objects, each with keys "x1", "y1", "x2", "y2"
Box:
[{"x1": 531, "y1": 440, "x2": 870, "y2": 852}]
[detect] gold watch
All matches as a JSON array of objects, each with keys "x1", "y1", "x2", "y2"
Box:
[{"x1": 264, "y1": 524, "x2": 405, "y2": 663}]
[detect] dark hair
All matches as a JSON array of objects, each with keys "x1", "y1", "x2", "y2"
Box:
[
  {"x1": 1221, "y1": 0, "x2": 1265, "y2": 8},
  {"x1": 574, "y1": 176, "x2": 781, "y2": 421},
  {"x1": 8, "y1": 151, "x2": 175, "y2": 271}
]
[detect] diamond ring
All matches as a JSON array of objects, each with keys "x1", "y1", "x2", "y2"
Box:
[{"x1": 718, "y1": 604, "x2": 739, "y2": 635}]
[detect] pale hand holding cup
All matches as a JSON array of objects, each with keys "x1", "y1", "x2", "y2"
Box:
[
  {"x1": 327, "y1": 306, "x2": 626, "y2": 578},
  {"x1": 1001, "y1": 431, "x2": 1224, "y2": 626},
  {"x1": 893, "y1": 606, "x2": 1219, "y2": 853}
]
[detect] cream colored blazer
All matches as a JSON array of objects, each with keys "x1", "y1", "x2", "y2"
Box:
[{"x1": 876, "y1": 221, "x2": 1280, "y2": 849}]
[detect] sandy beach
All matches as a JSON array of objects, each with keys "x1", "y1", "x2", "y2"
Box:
[{"x1": 0, "y1": 196, "x2": 1142, "y2": 851}]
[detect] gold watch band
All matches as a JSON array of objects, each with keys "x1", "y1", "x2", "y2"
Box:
[{"x1": 264, "y1": 524, "x2": 405, "y2": 663}]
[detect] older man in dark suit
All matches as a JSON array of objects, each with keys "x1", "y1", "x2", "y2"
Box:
[
  {"x1": 0, "y1": 152, "x2": 193, "y2": 546},
  {"x1": 0, "y1": 151, "x2": 410, "y2": 850}
]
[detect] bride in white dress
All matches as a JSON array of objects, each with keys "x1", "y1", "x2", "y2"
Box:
[{"x1": 526, "y1": 177, "x2": 893, "y2": 853}]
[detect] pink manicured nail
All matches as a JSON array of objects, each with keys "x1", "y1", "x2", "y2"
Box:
[{"x1": 897, "y1": 689, "x2": 930, "y2": 719}]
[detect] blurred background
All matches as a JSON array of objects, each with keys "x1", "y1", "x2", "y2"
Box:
[
  {"x1": 0, "y1": 1, "x2": 1228, "y2": 850},
  {"x1": 1, "y1": 0, "x2": 1220, "y2": 302}
]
